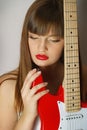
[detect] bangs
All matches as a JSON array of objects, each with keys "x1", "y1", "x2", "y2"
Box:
[
  {"x1": 28, "y1": 1, "x2": 64, "y2": 37},
  {"x1": 28, "y1": 18, "x2": 63, "y2": 37}
]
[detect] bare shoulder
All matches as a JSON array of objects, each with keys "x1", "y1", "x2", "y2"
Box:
[
  {"x1": 0, "y1": 68, "x2": 18, "y2": 106},
  {"x1": 0, "y1": 78, "x2": 17, "y2": 99},
  {"x1": 0, "y1": 70, "x2": 18, "y2": 130},
  {"x1": 0, "y1": 68, "x2": 18, "y2": 85}
]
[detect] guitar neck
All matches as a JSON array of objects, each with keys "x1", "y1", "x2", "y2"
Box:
[{"x1": 64, "y1": 0, "x2": 81, "y2": 112}]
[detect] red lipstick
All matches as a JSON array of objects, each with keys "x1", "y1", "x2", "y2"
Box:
[{"x1": 36, "y1": 54, "x2": 49, "y2": 60}]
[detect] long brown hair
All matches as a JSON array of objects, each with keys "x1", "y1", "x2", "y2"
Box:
[{"x1": 15, "y1": 0, "x2": 64, "y2": 112}]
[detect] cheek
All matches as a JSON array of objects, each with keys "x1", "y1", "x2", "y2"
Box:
[
  {"x1": 28, "y1": 42, "x2": 36, "y2": 55},
  {"x1": 50, "y1": 40, "x2": 64, "y2": 56},
  {"x1": 51, "y1": 45, "x2": 63, "y2": 59}
]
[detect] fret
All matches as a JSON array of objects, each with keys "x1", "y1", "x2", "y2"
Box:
[
  {"x1": 66, "y1": 68, "x2": 79, "y2": 73},
  {"x1": 66, "y1": 100, "x2": 80, "y2": 106},
  {"x1": 65, "y1": 92, "x2": 80, "y2": 98},
  {"x1": 66, "y1": 67, "x2": 79, "y2": 73},
  {"x1": 66, "y1": 75, "x2": 80, "y2": 79},
  {"x1": 66, "y1": 69, "x2": 79, "y2": 75},
  {"x1": 65, "y1": 85, "x2": 80, "y2": 91},
  {"x1": 66, "y1": 28, "x2": 78, "y2": 36},
  {"x1": 66, "y1": 77, "x2": 79, "y2": 80},
  {"x1": 65, "y1": 82, "x2": 80, "y2": 86},
  {"x1": 64, "y1": 3, "x2": 77, "y2": 12},
  {"x1": 67, "y1": 87, "x2": 80, "y2": 93},
  {"x1": 65, "y1": 70, "x2": 79, "y2": 75},
  {"x1": 65, "y1": 74, "x2": 79, "y2": 80},
  {"x1": 65, "y1": 60, "x2": 79, "y2": 64},
  {"x1": 65, "y1": 48, "x2": 79, "y2": 52},
  {"x1": 65, "y1": 46, "x2": 78, "y2": 52},
  {"x1": 66, "y1": 62, "x2": 79, "y2": 67},
  {"x1": 65, "y1": 21, "x2": 77, "y2": 28},
  {"x1": 65, "y1": 0, "x2": 76, "y2": 3},
  {"x1": 65, "y1": 57, "x2": 79, "y2": 62},
  {"x1": 65, "y1": 95, "x2": 80, "y2": 101},
  {"x1": 66, "y1": 66, "x2": 79, "y2": 71},
  {"x1": 65, "y1": 57, "x2": 79, "y2": 63},
  {"x1": 65, "y1": 12, "x2": 77, "y2": 21},
  {"x1": 65, "y1": 42, "x2": 78, "y2": 45},
  {"x1": 66, "y1": 103, "x2": 80, "y2": 109},
  {"x1": 65, "y1": 86, "x2": 80, "y2": 91},
  {"x1": 66, "y1": 66, "x2": 79, "y2": 69},
  {"x1": 66, "y1": 107, "x2": 80, "y2": 112},
  {"x1": 66, "y1": 55, "x2": 79, "y2": 58},
  {"x1": 65, "y1": 36, "x2": 78, "y2": 43},
  {"x1": 65, "y1": 101, "x2": 80, "y2": 108},
  {"x1": 65, "y1": 51, "x2": 79, "y2": 57}
]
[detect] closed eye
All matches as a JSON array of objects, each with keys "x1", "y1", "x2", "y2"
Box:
[
  {"x1": 51, "y1": 40, "x2": 60, "y2": 42},
  {"x1": 48, "y1": 39, "x2": 60, "y2": 43},
  {"x1": 29, "y1": 35, "x2": 39, "y2": 40}
]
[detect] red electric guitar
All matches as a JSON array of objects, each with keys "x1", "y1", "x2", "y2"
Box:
[{"x1": 32, "y1": 0, "x2": 87, "y2": 129}]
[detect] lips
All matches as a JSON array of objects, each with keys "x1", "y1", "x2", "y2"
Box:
[{"x1": 36, "y1": 54, "x2": 49, "y2": 60}]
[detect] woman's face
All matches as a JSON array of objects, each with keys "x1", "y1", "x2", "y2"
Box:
[{"x1": 28, "y1": 30, "x2": 64, "y2": 68}]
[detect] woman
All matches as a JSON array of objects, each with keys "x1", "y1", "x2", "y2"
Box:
[{"x1": 0, "y1": 0, "x2": 86, "y2": 130}]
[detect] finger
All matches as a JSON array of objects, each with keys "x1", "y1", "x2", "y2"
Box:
[
  {"x1": 23, "y1": 68, "x2": 37, "y2": 88},
  {"x1": 21, "y1": 70, "x2": 41, "y2": 94},
  {"x1": 30, "y1": 82, "x2": 48, "y2": 95},
  {"x1": 21, "y1": 69, "x2": 37, "y2": 93},
  {"x1": 34, "y1": 89, "x2": 49, "y2": 100},
  {"x1": 28, "y1": 71, "x2": 41, "y2": 88}
]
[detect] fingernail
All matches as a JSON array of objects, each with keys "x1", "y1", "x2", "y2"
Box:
[
  {"x1": 46, "y1": 89, "x2": 49, "y2": 92},
  {"x1": 37, "y1": 71, "x2": 41, "y2": 74},
  {"x1": 44, "y1": 82, "x2": 48, "y2": 85},
  {"x1": 33, "y1": 68, "x2": 37, "y2": 71}
]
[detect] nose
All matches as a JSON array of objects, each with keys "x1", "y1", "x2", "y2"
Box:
[{"x1": 38, "y1": 39, "x2": 48, "y2": 52}]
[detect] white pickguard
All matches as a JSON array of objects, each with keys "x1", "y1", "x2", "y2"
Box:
[{"x1": 57, "y1": 101, "x2": 87, "y2": 130}]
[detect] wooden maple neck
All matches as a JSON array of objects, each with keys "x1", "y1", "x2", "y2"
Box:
[{"x1": 64, "y1": 0, "x2": 81, "y2": 112}]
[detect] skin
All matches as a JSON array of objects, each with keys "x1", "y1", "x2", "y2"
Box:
[
  {"x1": 0, "y1": 30, "x2": 64, "y2": 130},
  {"x1": 28, "y1": 31, "x2": 64, "y2": 68}
]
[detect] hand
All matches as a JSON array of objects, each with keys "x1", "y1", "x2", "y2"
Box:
[{"x1": 21, "y1": 69, "x2": 49, "y2": 119}]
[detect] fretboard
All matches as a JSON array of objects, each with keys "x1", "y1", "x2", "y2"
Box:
[{"x1": 64, "y1": 0, "x2": 81, "y2": 112}]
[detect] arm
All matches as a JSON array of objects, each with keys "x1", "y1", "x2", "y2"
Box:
[
  {"x1": 14, "y1": 69, "x2": 48, "y2": 130},
  {"x1": 0, "y1": 80, "x2": 17, "y2": 130},
  {"x1": 0, "y1": 69, "x2": 49, "y2": 130}
]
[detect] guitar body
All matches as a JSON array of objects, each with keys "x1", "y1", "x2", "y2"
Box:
[
  {"x1": 38, "y1": 85, "x2": 87, "y2": 130},
  {"x1": 58, "y1": 100, "x2": 87, "y2": 130},
  {"x1": 38, "y1": 86, "x2": 64, "y2": 130},
  {"x1": 32, "y1": 75, "x2": 87, "y2": 130}
]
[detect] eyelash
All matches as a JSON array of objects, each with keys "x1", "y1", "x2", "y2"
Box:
[
  {"x1": 49, "y1": 39, "x2": 60, "y2": 43},
  {"x1": 29, "y1": 36, "x2": 39, "y2": 39},
  {"x1": 29, "y1": 35, "x2": 60, "y2": 43}
]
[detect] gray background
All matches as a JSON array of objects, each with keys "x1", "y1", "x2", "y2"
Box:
[{"x1": 0, "y1": 0, "x2": 87, "y2": 75}]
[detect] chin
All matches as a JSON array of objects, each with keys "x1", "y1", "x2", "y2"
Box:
[{"x1": 34, "y1": 61, "x2": 49, "y2": 68}]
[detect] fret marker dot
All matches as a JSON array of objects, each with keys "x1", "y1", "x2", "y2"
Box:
[
  {"x1": 72, "y1": 80, "x2": 74, "y2": 82},
  {"x1": 72, "y1": 97, "x2": 74, "y2": 99},
  {"x1": 68, "y1": 65, "x2": 70, "y2": 67},
  {"x1": 72, "y1": 89, "x2": 74, "y2": 91},
  {"x1": 73, "y1": 104, "x2": 74, "y2": 107},
  {"x1": 74, "y1": 64, "x2": 77, "y2": 67}
]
